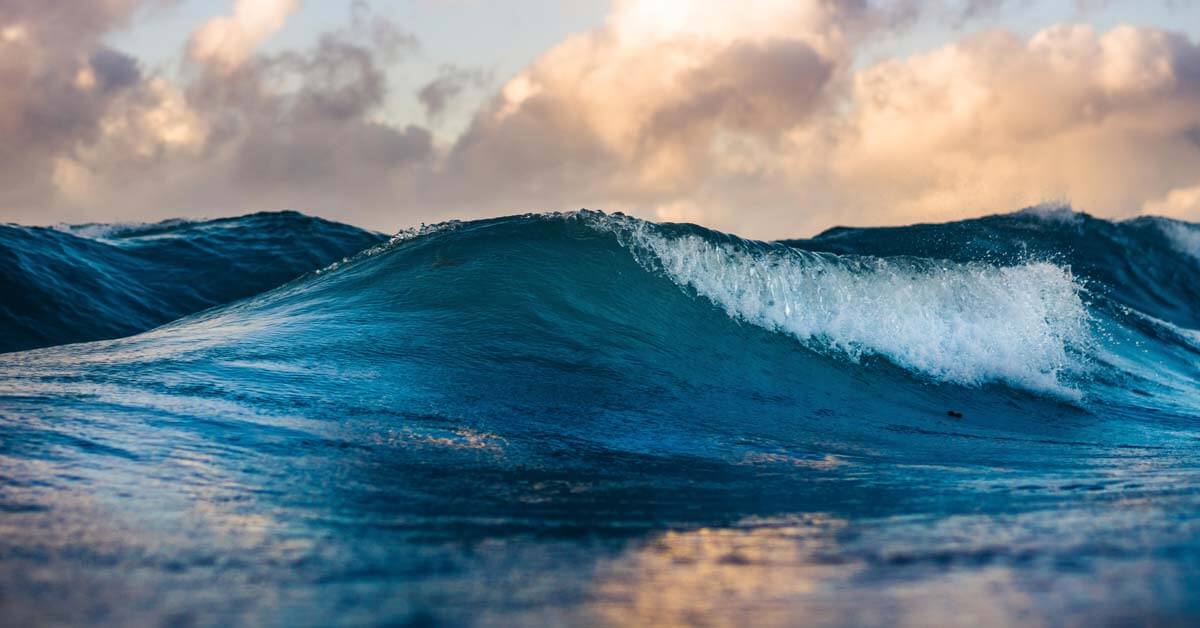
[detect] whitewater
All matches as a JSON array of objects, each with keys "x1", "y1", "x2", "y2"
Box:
[{"x1": 1, "y1": 207, "x2": 1199, "y2": 626}]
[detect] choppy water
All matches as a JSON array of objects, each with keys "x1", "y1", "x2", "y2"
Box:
[{"x1": 1, "y1": 208, "x2": 1199, "y2": 626}]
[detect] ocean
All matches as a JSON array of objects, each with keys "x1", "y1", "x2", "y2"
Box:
[{"x1": 1, "y1": 207, "x2": 1198, "y2": 626}]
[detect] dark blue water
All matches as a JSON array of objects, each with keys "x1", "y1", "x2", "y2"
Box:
[
  {"x1": 0, "y1": 211, "x2": 385, "y2": 353},
  {"x1": 1, "y1": 207, "x2": 1199, "y2": 626}
]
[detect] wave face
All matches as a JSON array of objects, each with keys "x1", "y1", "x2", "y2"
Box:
[
  {"x1": 0, "y1": 211, "x2": 386, "y2": 353},
  {"x1": 2, "y1": 209, "x2": 1200, "y2": 625}
]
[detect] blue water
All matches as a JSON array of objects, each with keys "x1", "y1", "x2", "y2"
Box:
[
  {"x1": 0, "y1": 211, "x2": 385, "y2": 353},
  {"x1": 2, "y1": 208, "x2": 1199, "y2": 626}
]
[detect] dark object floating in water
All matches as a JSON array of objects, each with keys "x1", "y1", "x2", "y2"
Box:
[{"x1": 947, "y1": 410, "x2": 964, "y2": 419}]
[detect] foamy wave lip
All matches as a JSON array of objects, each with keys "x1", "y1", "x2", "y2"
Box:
[
  {"x1": 54, "y1": 218, "x2": 198, "y2": 240},
  {"x1": 1151, "y1": 219, "x2": 1200, "y2": 261},
  {"x1": 1013, "y1": 203, "x2": 1084, "y2": 225},
  {"x1": 589, "y1": 213, "x2": 1092, "y2": 398},
  {"x1": 315, "y1": 220, "x2": 464, "y2": 275}
]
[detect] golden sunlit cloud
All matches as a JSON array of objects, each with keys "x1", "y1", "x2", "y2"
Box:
[
  {"x1": 187, "y1": 0, "x2": 299, "y2": 71},
  {"x1": 445, "y1": 3, "x2": 1200, "y2": 236},
  {"x1": 1, "y1": 0, "x2": 1199, "y2": 235}
]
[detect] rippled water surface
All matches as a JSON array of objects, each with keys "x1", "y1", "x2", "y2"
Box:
[{"x1": 2, "y1": 209, "x2": 1199, "y2": 626}]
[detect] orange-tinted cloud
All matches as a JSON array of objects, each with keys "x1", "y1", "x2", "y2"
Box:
[
  {"x1": 831, "y1": 24, "x2": 1200, "y2": 229},
  {"x1": 188, "y1": 0, "x2": 299, "y2": 71},
  {"x1": 2, "y1": 0, "x2": 1200, "y2": 236},
  {"x1": 438, "y1": 3, "x2": 1200, "y2": 236}
]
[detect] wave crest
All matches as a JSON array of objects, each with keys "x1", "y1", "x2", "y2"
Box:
[{"x1": 591, "y1": 214, "x2": 1092, "y2": 396}]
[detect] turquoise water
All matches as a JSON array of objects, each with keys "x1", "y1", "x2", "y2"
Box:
[{"x1": 2, "y1": 209, "x2": 1199, "y2": 625}]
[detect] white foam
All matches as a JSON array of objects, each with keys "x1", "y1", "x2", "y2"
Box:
[
  {"x1": 1154, "y1": 219, "x2": 1200, "y2": 261},
  {"x1": 314, "y1": 220, "x2": 464, "y2": 276},
  {"x1": 592, "y1": 215, "x2": 1092, "y2": 397},
  {"x1": 1013, "y1": 203, "x2": 1083, "y2": 225},
  {"x1": 53, "y1": 219, "x2": 196, "y2": 240}
]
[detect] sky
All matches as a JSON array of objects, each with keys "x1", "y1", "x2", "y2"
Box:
[{"x1": 2, "y1": 0, "x2": 1200, "y2": 238}]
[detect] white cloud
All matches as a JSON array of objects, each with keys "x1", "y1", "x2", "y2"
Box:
[
  {"x1": 1144, "y1": 184, "x2": 1200, "y2": 218},
  {"x1": 188, "y1": 0, "x2": 299, "y2": 71}
]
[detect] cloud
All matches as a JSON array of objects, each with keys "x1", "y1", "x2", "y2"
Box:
[
  {"x1": 1144, "y1": 184, "x2": 1200, "y2": 218},
  {"x1": 429, "y1": 0, "x2": 870, "y2": 226},
  {"x1": 173, "y1": 6, "x2": 431, "y2": 218},
  {"x1": 417, "y1": 65, "x2": 490, "y2": 120},
  {"x1": 31, "y1": 1, "x2": 433, "y2": 226},
  {"x1": 88, "y1": 48, "x2": 143, "y2": 92},
  {"x1": 187, "y1": 0, "x2": 299, "y2": 71},
  {"x1": 826, "y1": 24, "x2": 1200, "y2": 227},
  {"x1": 431, "y1": 3, "x2": 1200, "y2": 236},
  {"x1": 0, "y1": 0, "x2": 158, "y2": 212},
  {"x1": 4, "y1": 0, "x2": 1200, "y2": 236}
]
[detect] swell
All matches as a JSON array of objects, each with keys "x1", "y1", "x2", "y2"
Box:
[
  {"x1": 0, "y1": 211, "x2": 386, "y2": 353},
  {"x1": 2, "y1": 209, "x2": 1197, "y2": 477},
  {"x1": 37, "y1": 209, "x2": 1199, "y2": 400},
  {"x1": 6, "y1": 208, "x2": 1198, "y2": 427}
]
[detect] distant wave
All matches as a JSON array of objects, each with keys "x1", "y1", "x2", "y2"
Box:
[
  {"x1": 791, "y1": 205, "x2": 1200, "y2": 331},
  {"x1": 0, "y1": 211, "x2": 386, "y2": 353}
]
